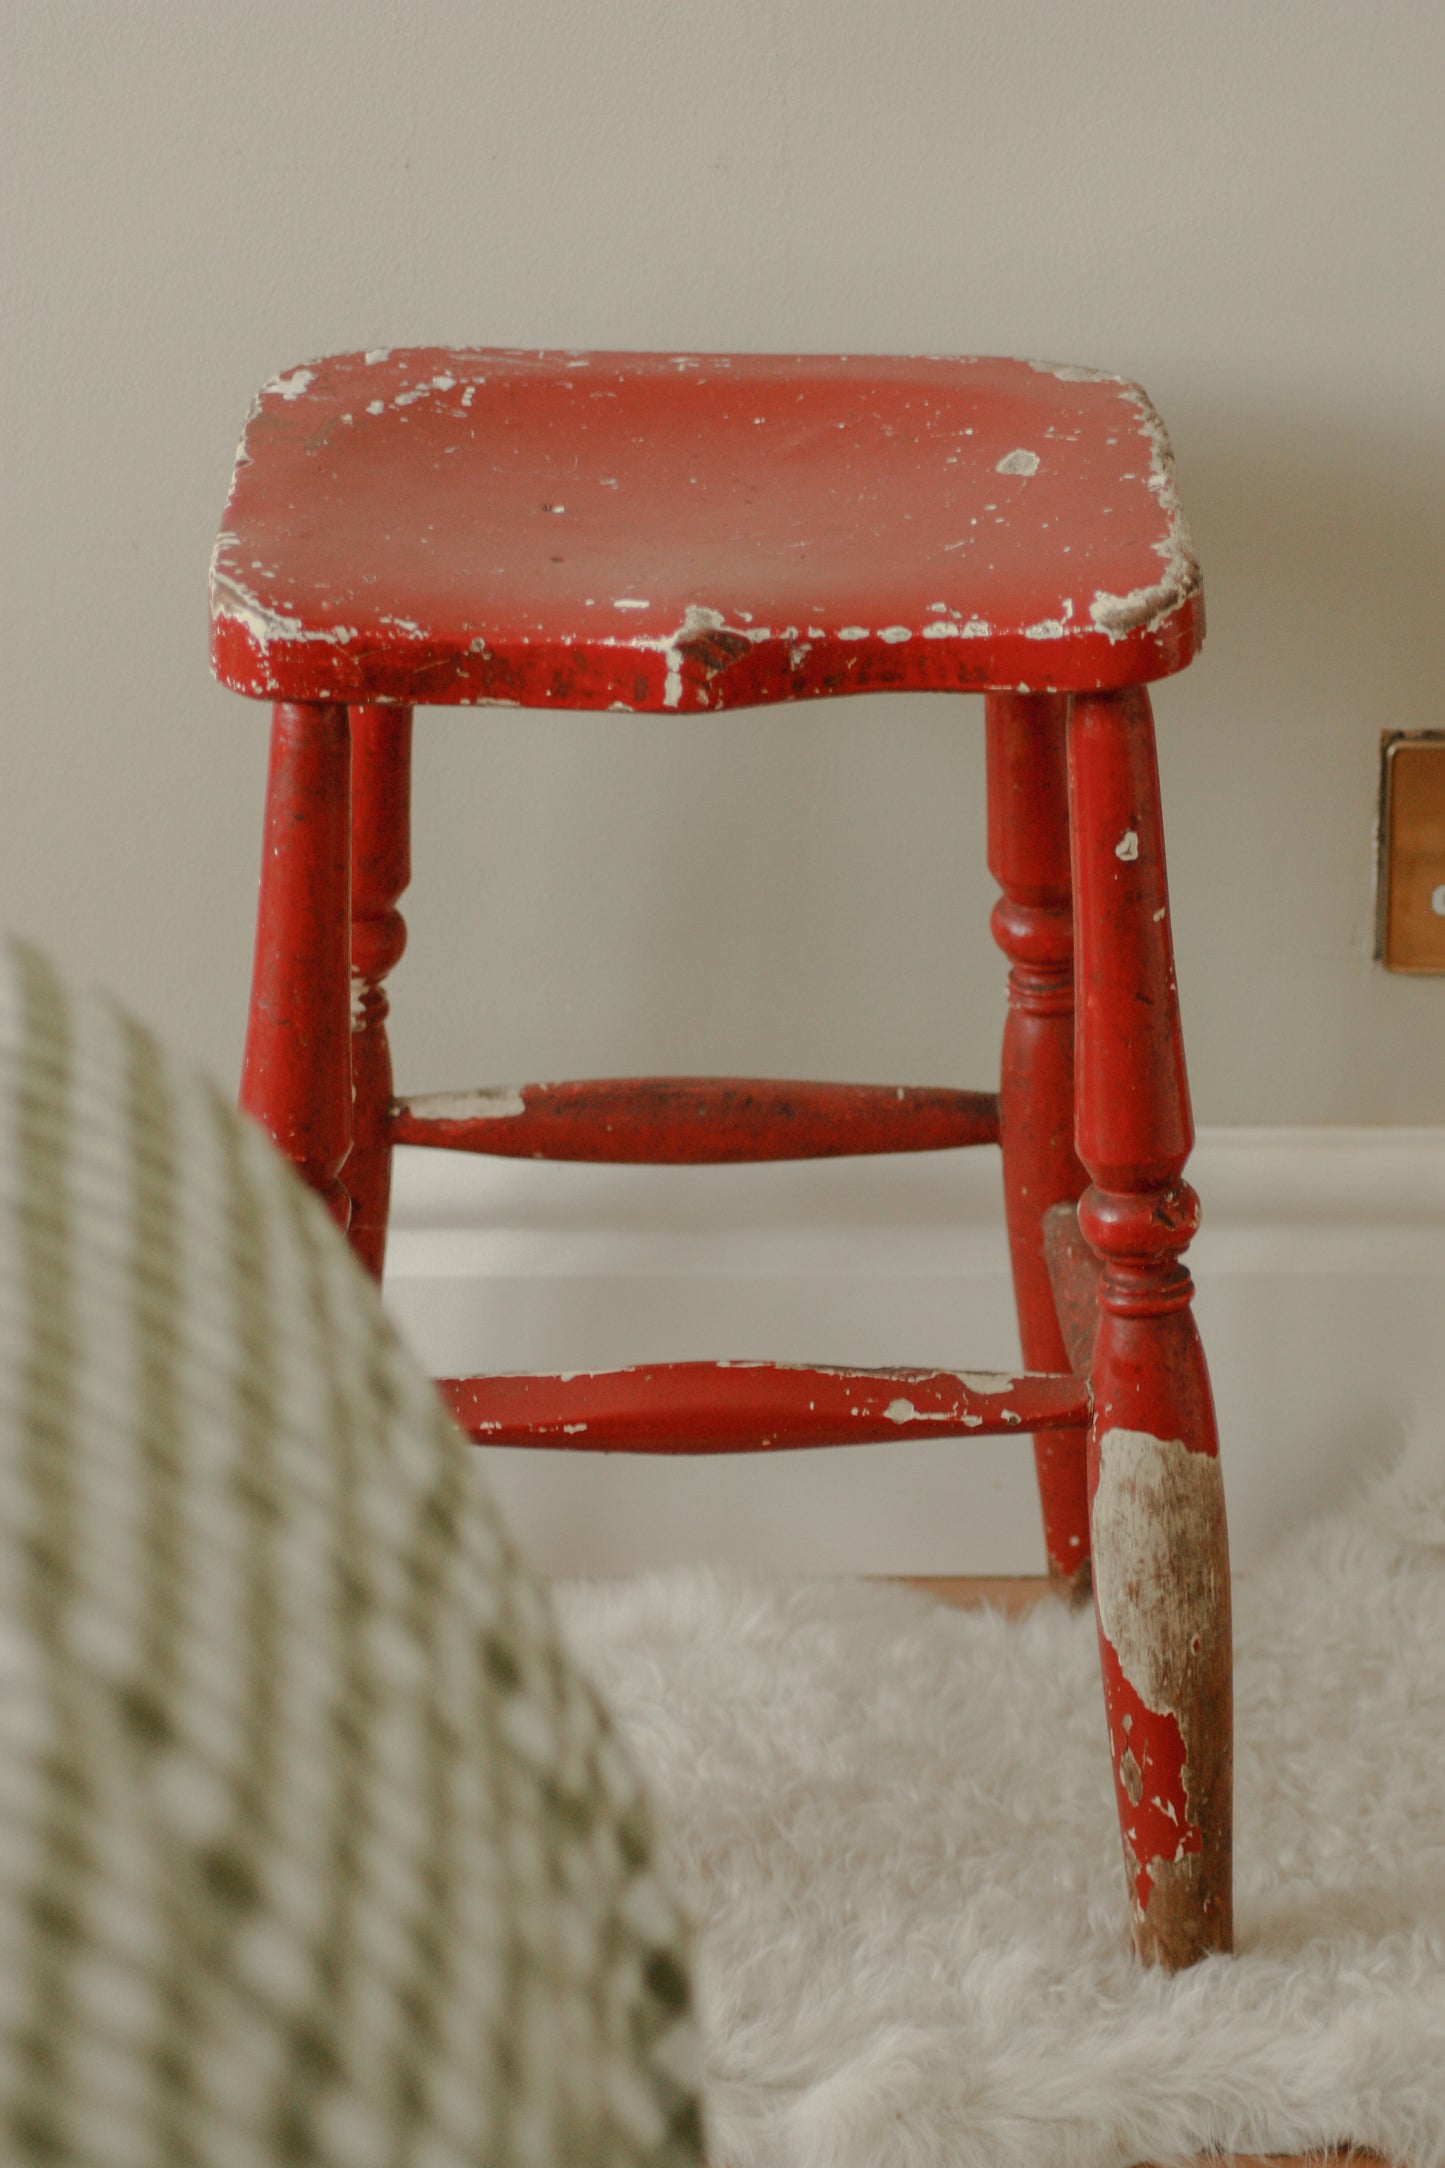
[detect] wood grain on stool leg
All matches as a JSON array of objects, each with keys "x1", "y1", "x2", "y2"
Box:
[
  {"x1": 1068, "y1": 684, "x2": 1232, "y2": 1968},
  {"x1": 239, "y1": 701, "x2": 353, "y2": 1231},
  {"x1": 986, "y1": 693, "x2": 1092, "y2": 1597},
  {"x1": 347, "y1": 704, "x2": 412, "y2": 1280}
]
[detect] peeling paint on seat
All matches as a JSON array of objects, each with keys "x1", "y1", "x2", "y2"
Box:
[{"x1": 208, "y1": 349, "x2": 1205, "y2": 710}]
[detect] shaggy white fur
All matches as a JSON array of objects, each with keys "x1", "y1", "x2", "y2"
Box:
[{"x1": 556, "y1": 1429, "x2": 1445, "y2": 2168}]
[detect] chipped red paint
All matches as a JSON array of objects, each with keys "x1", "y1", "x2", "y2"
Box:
[
  {"x1": 219, "y1": 355, "x2": 1231, "y2": 1973},
  {"x1": 393, "y1": 1078, "x2": 1000, "y2": 1163},
  {"x1": 986, "y1": 692, "x2": 1091, "y2": 1595},
  {"x1": 440, "y1": 1360, "x2": 1088, "y2": 1452},
  {"x1": 347, "y1": 705, "x2": 413, "y2": 1281},
  {"x1": 210, "y1": 351, "x2": 1202, "y2": 713},
  {"x1": 1068, "y1": 686, "x2": 1232, "y2": 1967},
  {"x1": 1096, "y1": 1635, "x2": 1202, "y2": 1912}
]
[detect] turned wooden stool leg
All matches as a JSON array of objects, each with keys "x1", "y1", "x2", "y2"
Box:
[
  {"x1": 347, "y1": 704, "x2": 413, "y2": 1281},
  {"x1": 1068, "y1": 684, "x2": 1232, "y2": 1968},
  {"x1": 239, "y1": 701, "x2": 353, "y2": 1231},
  {"x1": 986, "y1": 693, "x2": 1092, "y2": 1596}
]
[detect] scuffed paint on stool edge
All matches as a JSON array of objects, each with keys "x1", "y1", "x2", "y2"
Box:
[{"x1": 1086, "y1": 383, "x2": 1200, "y2": 641}]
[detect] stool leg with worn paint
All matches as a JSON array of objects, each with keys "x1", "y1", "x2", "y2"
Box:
[{"x1": 1069, "y1": 684, "x2": 1232, "y2": 1966}]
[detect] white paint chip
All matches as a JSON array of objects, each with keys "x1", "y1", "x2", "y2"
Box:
[
  {"x1": 1116, "y1": 830, "x2": 1140, "y2": 862},
  {"x1": 659, "y1": 604, "x2": 727, "y2": 709},
  {"x1": 268, "y1": 367, "x2": 315, "y2": 402},
  {"x1": 996, "y1": 448, "x2": 1040, "y2": 476},
  {"x1": 399, "y1": 1088, "x2": 527, "y2": 1122}
]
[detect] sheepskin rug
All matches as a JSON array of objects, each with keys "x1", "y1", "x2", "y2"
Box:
[{"x1": 556, "y1": 1430, "x2": 1445, "y2": 2168}]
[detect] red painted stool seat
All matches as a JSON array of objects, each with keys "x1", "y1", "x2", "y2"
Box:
[
  {"x1": 213, "y1": 349, "x2": 1230, "y2": 1975},
  {"x1": 211, "y1": 350, "x2": 1202, "y2": 711}
]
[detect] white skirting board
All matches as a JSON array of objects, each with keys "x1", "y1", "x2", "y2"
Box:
[{"x1": 381, "y1": 1130, "x2": 1445, "y2": 1579}]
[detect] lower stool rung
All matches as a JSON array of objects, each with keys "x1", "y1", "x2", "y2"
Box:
[
  {"x1": 393, "y1": 1077, "x2": 1000, "y2": 1163},
  {"x1": 439, "y1": 1359, "x2": 1089, "y2": 1452}
]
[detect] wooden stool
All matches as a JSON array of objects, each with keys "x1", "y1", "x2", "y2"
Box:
[{"x1": 211, "y1": 349, "x2": 1231, "y2": 1968}]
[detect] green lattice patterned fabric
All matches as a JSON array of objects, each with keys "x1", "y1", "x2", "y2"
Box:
[{"x1": 0, "y1": 941, "x2": 704, "y2": 2168}]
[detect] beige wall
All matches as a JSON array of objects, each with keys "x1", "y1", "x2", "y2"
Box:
[{"x1": 4, "y1": 0, "x2": 1443, "y2": 1123}]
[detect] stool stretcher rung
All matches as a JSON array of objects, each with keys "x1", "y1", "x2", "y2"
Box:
[
  {"x1": 439, "y1": 1360, "x2": 1089, "y2": 1452},
  {"x1": 392, "y1": 1078, "x2": 1000, "y2": 1163}
]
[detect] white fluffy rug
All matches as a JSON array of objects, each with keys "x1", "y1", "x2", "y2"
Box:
[{"x1": 556, "y1": 1432, "x2": 1445, "y2": 2168}]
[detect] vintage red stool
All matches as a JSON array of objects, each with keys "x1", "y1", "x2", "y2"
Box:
[{"x1": 211, "y1": 348, "x2": 1231, "y2": 1968}]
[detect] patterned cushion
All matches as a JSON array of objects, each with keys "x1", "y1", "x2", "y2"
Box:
[{"x1": 0, "y1": 941, "x2": 704, "y2": 2168}]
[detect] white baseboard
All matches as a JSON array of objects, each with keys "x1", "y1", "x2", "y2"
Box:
[{"x1": 381, "y1": 1130, "x2": 1445, "y2": 1578}]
